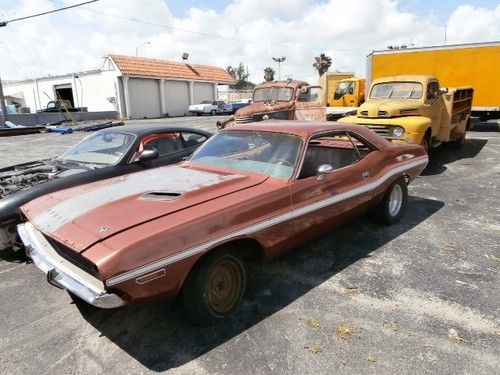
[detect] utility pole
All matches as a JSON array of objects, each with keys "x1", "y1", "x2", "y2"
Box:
[
  {"x1": 0, "y1": 75, "x2": 8, "y2": 123},
  {"x1": 272, "y1": 56, "x2": 286, "y2": 80},
  {"x1": 444, "y1": 24, "x2": 447, "y2": 45}
]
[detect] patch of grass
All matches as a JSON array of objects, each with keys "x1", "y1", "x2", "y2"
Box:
[
  {"x1": 335, "y1": 324, "x2": 356, "y2": 341},
  {"x1": 303, "y1": 318, "x2": 321, "y2": 328}
]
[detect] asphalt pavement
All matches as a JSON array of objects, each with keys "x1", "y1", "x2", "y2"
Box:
[{"x1": 0, "y1": 116, "x2": 498, "y2": 374}]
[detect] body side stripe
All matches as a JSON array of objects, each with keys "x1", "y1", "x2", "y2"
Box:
[{"x1": 106, "y1": 156, "x2": 428, "y2": 287}]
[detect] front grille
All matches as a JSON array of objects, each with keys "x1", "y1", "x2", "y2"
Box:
[
  {"x1": 45, "y1": 235, "x2": 100, "y2": 278},
  {"x1": 235, "y1": 115, "x2": 252, "y2": 124},
  {"x1": 365, "y1": 125, "x2": 391, "y2": 137},
  {"x1": 378, "y1": 110, "x2": 389, "y2": 116},
  {"x1": 360, "y1": 110, "x2": 368, "y2": 116}
]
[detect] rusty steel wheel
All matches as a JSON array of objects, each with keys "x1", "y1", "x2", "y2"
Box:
[
  {"x1": 182, "y1": 250, "x2": 246, "y2": 325},
  {"x1": 207, "y1": 259, "x2": 244, "y2": 314}
]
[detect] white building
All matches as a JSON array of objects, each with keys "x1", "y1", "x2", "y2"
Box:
[{"x1": 3, "y1": 54, "x2": 235, "y2": 119}]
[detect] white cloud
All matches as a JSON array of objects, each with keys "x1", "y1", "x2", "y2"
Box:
[{"x1": 0, "y1": 0, "x2": 498, "y2": 84}]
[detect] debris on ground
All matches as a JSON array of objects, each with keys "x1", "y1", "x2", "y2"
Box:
[
  {"x1": 305, "y1": 345, "x2": 323, "y2": 355},
  {"x1": 383, "y1": 321, "x2": 399, "y2": 332},
  {"x1": 442, "y1": 244, "x2": 459, "y2": 252},
  {"x1": 343, "y1": 286, "x2": 359, "y2": 295},
  {"x1": 487, "y1": 254, "x2": 500, "y2": 263},
  {"x1": 367, "y1": 355, "x2": 377, "y2": 363},
  {"x1": 447, "y1": 328, "x2": 468, "y2": 343}
]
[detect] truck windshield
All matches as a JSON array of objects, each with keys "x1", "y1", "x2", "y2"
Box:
[
  {"x1": 253, "y1": 87, "x2": 294, "y2": 102},
  {"x1": 370, "y1": 82, "x2": 423, "y2": 99},
  {"x1": 334, "y1": 81, "x2": 355, "y2": 100}
]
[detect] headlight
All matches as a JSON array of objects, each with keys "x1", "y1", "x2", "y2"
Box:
[{"x1": 392, "y1": 126, "x2": 405, "y2": 138}]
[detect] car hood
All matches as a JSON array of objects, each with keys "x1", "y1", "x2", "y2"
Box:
[
  {"x1": 21, "y1": 165, "x2": 268, "y2": 252},
  {"x1": 235, "y1": 101, "x2": 293, "y2": 117}
]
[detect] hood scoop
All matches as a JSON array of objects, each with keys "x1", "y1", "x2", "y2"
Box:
[{"x1": 140, "y1": 191, "x2": 182, "y2": 201}]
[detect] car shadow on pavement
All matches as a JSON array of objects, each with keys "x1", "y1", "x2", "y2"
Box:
[
  {"x1": 422, "y1": 137, "x2": 487, "y2": 176},
  {"x1": 75, "y1": 195, "x2": 444, "y2": 372}
]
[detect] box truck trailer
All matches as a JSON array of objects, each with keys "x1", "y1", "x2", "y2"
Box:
[{"x1": 366, "y1": 41, "x2": 499, "y2": 121}]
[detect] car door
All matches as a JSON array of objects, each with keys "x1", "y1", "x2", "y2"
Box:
[
  {"x1": 294, "y1": 86, "x2": 326, "y2": 121},
  {"x1": 286, "y1": 131, "x2": 380, "y2": 239}
]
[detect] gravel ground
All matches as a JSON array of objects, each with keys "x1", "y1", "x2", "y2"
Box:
[{"x1": 0, "y1": 117, "x2": 498, "y2": 374}]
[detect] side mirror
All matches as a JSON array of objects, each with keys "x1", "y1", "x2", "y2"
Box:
[
  {"x1": 439, "y1": 87, "x2": 448, "y2": 94},
  {"x1": 317, "y1": 164, "x2": 333, "y2": 180},
  {"x1": 138, "y1": 149, "x2": 159, "y2": 163}
]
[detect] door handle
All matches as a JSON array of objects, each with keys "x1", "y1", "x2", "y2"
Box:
[{"x1": 362, "y1": 171, "x2": 370, "y2": 179}]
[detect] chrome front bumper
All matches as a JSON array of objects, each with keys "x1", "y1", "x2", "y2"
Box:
[{"x1": 17, "y1": 222, "x2": 125, "y2": 309}]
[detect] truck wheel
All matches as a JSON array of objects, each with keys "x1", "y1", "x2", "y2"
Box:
[
  {"x1": 196, "y1": 113, "x2": 201, "y2": 116},
  {"x1": 182, "y1": 249, "x2": 246, "y2": 325},
  {"x1": 210, "y1": 110, "x2": 217, "y2": 116},
  {"x1": 420, "y1": 133, "x2": 430, "y2": 153},
  {"x1": 369, "y1": 177, "x2": 408, "y2": 225}
]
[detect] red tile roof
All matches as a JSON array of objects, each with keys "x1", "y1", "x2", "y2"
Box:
[{"x1": 110, "y1": 54, "x2": 235, "y2": 84}]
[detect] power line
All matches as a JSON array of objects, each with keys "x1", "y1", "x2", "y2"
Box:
[
  {"x1": 0, "y1": 0, "x2": 99, "y2": 27},
  {"x1": 49, "y1": 0, "x2": 321, "y2": 51}
]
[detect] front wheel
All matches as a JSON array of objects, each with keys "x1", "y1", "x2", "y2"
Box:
[
  {"x1": 182, "y1": 250, "x2": 246, "y2": 325},
  {"x1": 210, "y1": 109, "x2": 217, "y2": 116},
  {"x1": 369, "y1": 177, "x2": 408, "y2": 225}
]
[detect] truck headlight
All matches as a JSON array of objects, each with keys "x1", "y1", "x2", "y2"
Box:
[{"x1": 392, "y1": 126, "x2": 405, "y2": 138}]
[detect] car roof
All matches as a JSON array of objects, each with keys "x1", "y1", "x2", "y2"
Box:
[
  {"x1": 100, "y1": 123, "x2": 212, "y2": 137},
  {"x1": 224, "y1": 121, "x2": 393, "y2": 149}
]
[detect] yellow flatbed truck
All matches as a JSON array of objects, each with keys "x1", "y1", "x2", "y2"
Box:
[
  {"x1": 339, "y1": 75, "x2": 473, "y2": 151},
  {"x1": 365, "y1": 41, "x2": 499, "y2": 121}
]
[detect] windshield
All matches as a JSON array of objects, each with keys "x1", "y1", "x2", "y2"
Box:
[
  {"x1": 190, "y1": 130, "x2": 302, "y2": 179},
  {"x1": 253, "y1": 87, "x2": 294, "y2": 102},
  {"x1": 370, "y1": 82, "x2": 423, "y2": 99},
  {"x1": 57, "y1": 131, "x2": 136, "y2": 166},
  {"x1": 334, "y1": 81, "x2": 355, "y2": 99}
]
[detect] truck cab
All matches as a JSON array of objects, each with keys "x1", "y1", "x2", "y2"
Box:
[
  {"x1": 329, "y1": 77, "x2": 365, "y2": 107},
  {"x1": 217, "y1": 80, "x2": 325, "y2": 129},
  {"x1": 339, "y1": 75, "x2": 473, "y2": 151}
]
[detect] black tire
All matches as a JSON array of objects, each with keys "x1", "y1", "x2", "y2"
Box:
[
  {"x1": 210, "y1": 109, "x2": 217, "y2": 116},
  {"x1": 196, "y1": 113, "x2": 201, "y2": 116},
  {"x1": 369, "y1": 177, "x2": 408, "y2": 225},
  {"x1": 182, "y1": 249, "x2": 246, "y2": 326}
]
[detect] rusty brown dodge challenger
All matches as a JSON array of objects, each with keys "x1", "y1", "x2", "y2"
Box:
[{"x1": 18, "y1": 121, "x2": 427, "y2": 325}]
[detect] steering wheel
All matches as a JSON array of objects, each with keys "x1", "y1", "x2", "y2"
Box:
[{"x1": 275, "y1": 158, "x2": 293, "y2": 167}]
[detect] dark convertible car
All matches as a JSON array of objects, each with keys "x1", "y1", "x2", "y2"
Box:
[{"x1": 0, "y1": 124, "x2": 211, "y2": 250}]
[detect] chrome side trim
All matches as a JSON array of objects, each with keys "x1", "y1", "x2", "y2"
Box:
[
  {"x1": 17, "y1": 222, "x2": 125, "y2": 309},
  {"x1": 106, "y1": 157, "x2": 428, "y2": 287}
]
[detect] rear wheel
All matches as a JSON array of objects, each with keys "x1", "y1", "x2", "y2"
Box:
[
  {"x1": 182, "y1": 249, "x2": 246, "y2": 325},
  {"x1": 369, "y1": 177, "x2": 408, "y2": 225}
]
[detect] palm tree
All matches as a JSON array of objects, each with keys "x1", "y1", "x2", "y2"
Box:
[
  {"x1": 313, "y1": 53, "x2": 332, "y2": 76},
  {"x1": 264, "y1": 67, "x2": 275, "y2": 82}
]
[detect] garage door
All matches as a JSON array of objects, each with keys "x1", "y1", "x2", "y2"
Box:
[
  {"x1": 164, "y1": 81, "x2": 190, "y2": 117},
  {"x1": 193, "y1": 82, "x2": 214, "y2": 104},
  {"x1": 128, "y1": 78, "x2": 161, "y2": 119}
]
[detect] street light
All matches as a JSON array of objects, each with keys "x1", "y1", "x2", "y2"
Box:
[
  {"x1": 135, "y1": 41, "x2": 151, "y2": 57},
  {"x1": 272, "y1": 56, "x2": 286, "y2": 80}
]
